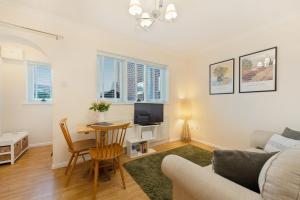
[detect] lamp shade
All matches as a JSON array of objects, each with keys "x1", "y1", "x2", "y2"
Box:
[
  {"x1": 129, "y1": 0, "x2": 142, "y2": 16},
  {"x1": 180, "y1": 98, "x2": 192, "y2": 119},
  {"x1": 140, "y1": 12, "x2": 153, "y2": 28},
  {"x1": 165, "y1": 3, "x2": 178, "y2": 20}
]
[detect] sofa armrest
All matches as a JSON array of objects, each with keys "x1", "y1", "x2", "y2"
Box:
[
  {"x1": 162, "y1": 155, "x2": 261, "y2": 200},
  {"x1": 250, "y1": 130, "x2": 279, "y2": 149}
]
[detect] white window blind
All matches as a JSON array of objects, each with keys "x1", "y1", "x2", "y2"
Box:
[
  {"x1": 28, "y1": 62, "x2": 52, "y2": 103},
  {"x1": 97, "y1": 53, "x2": 168, "y2": 103},
  {"x1": 136, "y1": 64, "x2": 145, "y2": 102},
  {"x1": 127, "y1": 62, "x2": 136, "y2": 101},
  {"x1": 127, "y1": 61, "x2": 145, "y2": 102},
  {"x1": 97, "y1": 55, "x2": 123, "y2": 101},
  {"x1": 147, "y1": 66, "x2": 167, "y2": 102}
]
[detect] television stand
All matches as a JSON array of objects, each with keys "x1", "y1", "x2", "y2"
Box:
[{"x1": 126, "y1": 124, "x2": 160, "y2": 158}]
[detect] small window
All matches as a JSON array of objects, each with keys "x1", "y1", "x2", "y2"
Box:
[{"x1": 27, "y1": 62, "x2": 52, "y2": 103}]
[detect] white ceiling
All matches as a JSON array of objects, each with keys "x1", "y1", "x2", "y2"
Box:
[{"x1": 2, "y1": 0, "x2": 300, "y2": 54}]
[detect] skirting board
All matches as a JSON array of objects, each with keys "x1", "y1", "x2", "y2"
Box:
[
  {"x1": 151, "y1": 138, "x2": 169, "y2": 146},
  {"x1": 29, "y1": 141, "x2": 52, "y2": 148},
  {"x1": 51, "y1": 161, "x2": 68, "y2": 169},
  {"x1": 168, "y1": 137, "x2": 181, "y2": 142},
  {"x1": 192, "y1": 138, "x2": 226, "y2": 150},
  {"x1": 168, "y1": 137, "x2": 226, "y2": 150},
  {"x1": 52, "y1": 155, "x2": 91, "y2": 169}
]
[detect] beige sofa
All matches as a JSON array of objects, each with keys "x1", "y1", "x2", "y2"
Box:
[{"x1": 161, "y1": 131, "x2": 278, "y2": 200}]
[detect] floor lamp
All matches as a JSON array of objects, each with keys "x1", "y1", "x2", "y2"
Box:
[{"x1": 180, "y1": 99, "x2": 191, "y2": 142}]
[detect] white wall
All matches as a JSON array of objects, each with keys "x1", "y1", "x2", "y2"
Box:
[
  {"x1": 188, "y1": 15, "x2": 300, "y2": 149},
  {"x1": 0, "y1": 3, "x2": 188, "y2": 167},
  {"x1": 0, "y1": 38, "x2": 53, "y2": 145}
]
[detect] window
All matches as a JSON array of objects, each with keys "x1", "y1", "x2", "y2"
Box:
[
  {"x1": 27, "y1": 62, "x2": 52, "y2": 103},
  {"x1": 97, "y1": 56, "x2": 123, "y2": 101},
  {"x1": 97, "y1": 53, "x2": 168, "y2": 103}
]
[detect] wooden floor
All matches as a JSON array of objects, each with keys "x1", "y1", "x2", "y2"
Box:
[{"x1": 0, "y1": 141, "x2": 213, "y2": 200}]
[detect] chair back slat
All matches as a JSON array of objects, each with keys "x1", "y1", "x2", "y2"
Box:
[
  {"x1": 90, "y1": 123, "x2": 130, "y2": 160},
  {"x1": 115, "y1": 128, "x2": 120, "y2": 144},
  {"x1": 59, "y1": 118, "x2": 74, "y2": 151}
]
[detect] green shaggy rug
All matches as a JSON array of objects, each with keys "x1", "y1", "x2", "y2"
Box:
[{"x1": 123, "y1": 145, "x2": 212, "y2": 200}]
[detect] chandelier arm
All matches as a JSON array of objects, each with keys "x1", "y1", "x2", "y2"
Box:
[{"x1": 140, "y1": 17, "x2": 153, "y2": 20}]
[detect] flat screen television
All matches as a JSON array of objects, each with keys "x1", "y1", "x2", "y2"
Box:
[{"x1": 134, "y1": 103, "x2": 164, "y2": 125}]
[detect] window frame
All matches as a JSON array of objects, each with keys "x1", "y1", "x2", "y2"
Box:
[
  {"x1": 97, "y1": 55, "x2": 124, "y2": 103},
  {"x1": 96, "y1": 51, "x2": 168, "y2": 104},
  {"x1": 27, "y1": 61, "x2": 53, "y2": 104}
]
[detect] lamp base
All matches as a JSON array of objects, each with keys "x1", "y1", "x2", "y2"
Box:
[{"x1": 181, "y1": 119, "x2": 191, "y2": 143}]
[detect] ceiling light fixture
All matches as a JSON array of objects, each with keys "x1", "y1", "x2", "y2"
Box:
[{"x1": 129, "y1": 0, "x2": 178, "y2": 30}]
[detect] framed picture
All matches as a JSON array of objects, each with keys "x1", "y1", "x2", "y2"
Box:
[
  {"x1": 209, "y1": 59, "x2": 235, "y2": 95},
  {"x1": 239, "y1": 47, "x2": 277, "y2": 93}
]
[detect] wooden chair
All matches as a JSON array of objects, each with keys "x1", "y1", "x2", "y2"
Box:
[
  {"x1": 89, "y1": 123, "x2": 130, "y2": 199},
  {"x1": 59, "y1": 118, "x2": 96, "y2": 186}
]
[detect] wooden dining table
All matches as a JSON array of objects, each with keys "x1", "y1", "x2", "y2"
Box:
[{"x1": 77, "y1": 121, "x2": 133, "y2": 134}]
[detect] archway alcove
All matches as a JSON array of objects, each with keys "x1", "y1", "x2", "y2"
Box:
[{"x1": 0, "y1": 34, "x2": 53, "y2": 148}]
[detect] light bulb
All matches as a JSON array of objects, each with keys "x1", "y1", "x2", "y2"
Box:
[
  {"x1": 140, "y1": 12, "x2": 153, "y2": 28},
  {"x1": 129, "y1": 0, "x2": 142, "y2": 16},
  {"x1": 165, "y1": 3, "x2": 178, "y2": 21}
]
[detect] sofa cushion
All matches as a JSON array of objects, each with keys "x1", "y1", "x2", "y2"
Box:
[
  {"x1": 264, "y1": 134, "x2": 300, "y2": 153},
  {"x1": 282, "y1": 127, "x2": 300, "y2": 140},
  {"x1": 258, "y1": 144, "x2": 300, "y2": 200},
  {"x1": 212, "y1": 150, "x2": 275, "y2": 192}
]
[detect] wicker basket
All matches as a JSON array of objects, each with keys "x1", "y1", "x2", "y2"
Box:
[
  {"x1": 22, "y1": 136, "x2": 29, "y2": 151},
  {"x1": 0, "y1": 154, "x2": 11, "y2": 162},
  {"x1": 0, "y1": 145, "x2": 11, "y2": 153},
  {"x1": 14, "y1": 141, "x2": 22, "y2": 158}
]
